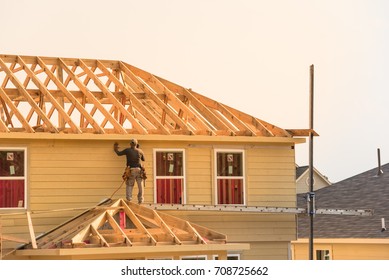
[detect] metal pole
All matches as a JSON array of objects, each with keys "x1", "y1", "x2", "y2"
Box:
[{"x1": 308, "y1": 64, "x2": 315, "y2": 260}]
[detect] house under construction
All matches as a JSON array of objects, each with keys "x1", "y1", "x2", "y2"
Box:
[{"x1": 0, "y1": 54, "x2": 312, "y2": 260}]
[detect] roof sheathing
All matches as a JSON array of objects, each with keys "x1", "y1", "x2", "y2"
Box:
[{"x1": 0, "y1": 54, "x2": 309, "y2": 138}]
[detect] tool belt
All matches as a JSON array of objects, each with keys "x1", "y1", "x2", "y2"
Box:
[
  {"x1": 122, "y1": 167, "x2": 131, "y2": 181},
  {"x1": 122, "y1": 166, "x2": 147, "y2": 181}
]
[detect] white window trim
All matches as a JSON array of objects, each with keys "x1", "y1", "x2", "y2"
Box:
[
  {"x1": 315, "y1": 246, "x2": 332, "y2": 260},
  {"x1": 213, "y1": 253, "x2": 241, "y2": 260},
  {"x1": 153, "y1": 148, "x2": 186, "y2": 204},
  {"x1": 0, "y1": 147, "x2": 28, "y2": 210},
  {"x1": 214, "y1": 149, "x2": 246, "y2": 205}
]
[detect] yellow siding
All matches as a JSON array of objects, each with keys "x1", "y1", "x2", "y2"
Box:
[
  {"x1": 246, "y1": 146, "x2": 296, "y2": 207},
  {"x1": 1, "y1": 139, "x2": 298, "y2": 259},
  {"x1": 186, "y1": 148, "x2": 212, "y2": 204},
  {"x1": 292, "y1": 242, "x2": 389, "y2": 260},
  {"x1": 242, "y1": 241, "x2": 291, "y2": 260}
]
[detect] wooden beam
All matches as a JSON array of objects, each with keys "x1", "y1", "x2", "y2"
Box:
[
  {"x1": 119, "y1": 62, "x2": 193, "y2": 134},
  {"x1": 0, "y1": 87, "x2": 35, "y2": 133},
  {"x1": 37, "y1": 57, "x2": 105, "y2": 134},
  {"x1": 58, "y1": 58, "x2": 127, "y2": 134},
  {"x1": 26, "y1": 211, "x2": 37, "y2": 249},
  {"x1": 151, "y1": 210, "x2": 182, "y2": 245},
  {"x1": 0, "y1": 115, "x2": 9, "y2": 132},
  {"x1": 155, "y1": 77, "x2": 233, "y2": 135},
  {"x1": 116, "y1": 200, "x2": 157, "y2": 245},
  {"x1": 0, "y1": 58, "x2": 59, "y2": 133},
  {"x1": 17, "y1": 56, "x2": 82, "y2": 133},
  {"x1": 78, "y1": 59, "x2": 148, "y2": 134},
  {"x1": 97, "y1": 61, "x2": 170, "y2": 134},
  {"x1": 90, "y1": 224, "x2": 109, "y2": 247},
  {"x1": 140, "y1": 72, "x2": 211, "y2": 133},
  {"x1": 105, "y1": 213, "x2": 132, "y2": 246}
]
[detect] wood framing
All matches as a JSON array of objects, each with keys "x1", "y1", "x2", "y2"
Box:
[
  {"x1": 9, "y1": 199, "x2": 248, "y2": 260},
  {"x1": 0, "y1": 54, "x2": 313, "y2": 137}
]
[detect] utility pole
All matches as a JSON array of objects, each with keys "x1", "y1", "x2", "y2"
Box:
[{"x1": 308, "y1": 64, "x2": 315, "y2": 260}]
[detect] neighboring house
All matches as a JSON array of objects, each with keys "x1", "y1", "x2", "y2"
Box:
[
  {"x1": 295, "y1": 165, "x2": 331, "y2": 194},
  {"x1": 0, "y1": 54, "x2": 311, "y2": 260},
  {"x1": 292, "y1": 163, "x2": 389, "y2": 260}
]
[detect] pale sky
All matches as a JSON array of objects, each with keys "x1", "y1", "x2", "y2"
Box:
[{"x1": 1, "y1": 0, "x2": 389, "y2": 183}]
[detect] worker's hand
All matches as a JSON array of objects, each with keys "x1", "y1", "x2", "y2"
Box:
[{"x1": 113, "y1": 142, "x2": 119, "y2": 151}]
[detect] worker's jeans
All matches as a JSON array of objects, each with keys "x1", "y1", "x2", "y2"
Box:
[{"x1": 126, "y1": 168, "x2": 143, "y2": 203}]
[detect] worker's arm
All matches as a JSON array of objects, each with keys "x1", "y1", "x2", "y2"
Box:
[{"x1": 113, "y1": 142, "x2": 126, "y2": 156}]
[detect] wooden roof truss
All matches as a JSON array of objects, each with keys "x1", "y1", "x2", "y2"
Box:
[
  {"x1": 25, "y1": 199, "x2": 226, "y2": 250},
  {"x1": 0, "y1": 54, "x2": 306, "y2": 136}
]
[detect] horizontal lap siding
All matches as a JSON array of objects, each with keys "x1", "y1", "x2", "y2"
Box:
[
  {"x1": 1, "y1": 139, "x2": 298, "y2": 260},
  {"x1": 246, "y1": 147, "x2": 296, "y2": 207},
  {"x1": 186, "y1": 148, "x2": 212, "y2": 204},
  {"x1": 29, "y1": 140, "x2": 125, "y2": 211},
  {"x1": 242, "y1": 241, "x2": 291, "y2": 260},
  {"x1": 170, "y1": 211, "x2": 296, "y2": 243},
  {"x1": 292, "y1": 242, "x2": 389, "y2": 260},
  {"x1": 333, "y1": 244, "x2": 389, "y2": 260}
]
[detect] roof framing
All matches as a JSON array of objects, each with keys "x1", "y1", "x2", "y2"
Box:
[
  {"x1": 0, "y1": 54, "x2": 312, "y2": 137},
  {"x1": 10, "y1": 199, "x2": 248, "y2": 260}
]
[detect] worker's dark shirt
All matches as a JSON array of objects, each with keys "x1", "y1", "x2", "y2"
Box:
[{"x1": 115, "y1": 147, "x2": 145, "y2": 168}]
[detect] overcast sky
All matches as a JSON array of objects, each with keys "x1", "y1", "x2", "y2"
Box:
[{"x1": 2, "y1": 0, "x2": 388, "y2": 183}]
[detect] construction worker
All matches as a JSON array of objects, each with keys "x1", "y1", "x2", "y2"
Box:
[{"x1": 113, "y1": 139, "x2": 145, "y2": 204}]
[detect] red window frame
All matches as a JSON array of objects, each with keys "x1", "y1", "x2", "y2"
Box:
[
  {"x1": 0, "y1": 148, "x2": 27, "y2": 209},
  {"x1": 154, "y1": 149, "x2": 185, "y2": 204}
]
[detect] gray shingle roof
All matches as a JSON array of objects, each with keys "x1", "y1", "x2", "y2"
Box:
[
  {"x1": 296, "y1": 165, "x2": 309, "y2": 180},
  {"x1": 297, "y1": 163, "x2": 389, "y2": 238}
]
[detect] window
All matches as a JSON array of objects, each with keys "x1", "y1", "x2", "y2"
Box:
[
  {"x1": 181, "y1": 255, "x2": 207, "y2": 260},
  {"x1": 215, "y1": 150, "x2": 245, "y2": 205},
  {"x1": 214, "y1": 254, "x2": 241, "y2": 260},
  {"x1": 0, "y1": 148, "x2": 27, "y2": 209},
  {"x1": 154, "y1": 149, "x2": 185, "y2": 204},
  {"x1": 316, "y1": 249, "x2": 331, "y2": 260}
]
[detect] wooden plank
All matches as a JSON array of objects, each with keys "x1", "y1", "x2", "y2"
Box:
[
  {"x1": 105, "y1": 214, "x2": 132, "y2": 246},
  {"x1": 90, "y1": 225, "x2": 109, "y2": 247},
  {"x1": 37, "y1": 57, "x2": 105, "y2": 134},
  {"x1": 115, "y1": 200, "x2": 157, "y2": 245},
  {"x1": 58, "y1": 58, "x2": 127, "y2": 134},
  {"x1": 0, "y1": 58, "x2": 59, "y2": 133},
  {"x1": 150, "y1": 210, "x2": 181, "y2": 245},
  {"x1": 0, "y1": 115, "x2": 9, "y2": 132},
  {"x1": 96, "y1": 62, "x2": 169, "y2": 135},
  {"x1": 141, "y1": 73, "x2": 211, "y2": 133},
  {"x1": 17, "y1": 56, "x2": 82, "y2": 133},
  {"x1": 78, "y1": 59, "x2": 147, "y2": 134},
  {"x1": 119, "y1": 62, "x2": 193, "y2": 134},
  {"x1": 155, "y1": 76, "x2": 246, "y2": 135},
  {"x1": 26, "y1": 212, "x2": 37, "y2": 249},
  {"x1": 177, "y1": 88, "x2": 234, "y2": 134}
]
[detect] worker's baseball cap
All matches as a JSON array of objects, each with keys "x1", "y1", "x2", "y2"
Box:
[{"x1": 130, "y1": 139, "x2": 138, "y2": 145}]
